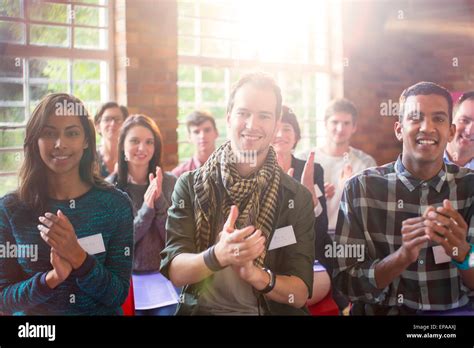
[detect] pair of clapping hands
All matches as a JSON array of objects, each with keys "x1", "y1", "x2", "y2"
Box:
[
  {"x1": 214, "y1": 206, "x2": 266, "y2": 282},
  {"x1": 37, "y1": 210, "x2": 86, "y2": 288},
  {"x1": 400, "y1": 199, "x2": 470, "y2": 264}
]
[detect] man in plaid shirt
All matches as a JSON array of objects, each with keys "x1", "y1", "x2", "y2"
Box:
[{"x1": 333, "y1": 81, "x2": 474, "y2": 315}]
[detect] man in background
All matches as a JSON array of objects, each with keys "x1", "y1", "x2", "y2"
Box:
[
  {"x1": 172, "y1": 110, "x2": 219, "y2": 177},
  {"x1": 300, "y1": 98, "x2": 376, "y2": 237},
  {"x1": 445, "y1": 91, "x2": 474, "y2": 169}
]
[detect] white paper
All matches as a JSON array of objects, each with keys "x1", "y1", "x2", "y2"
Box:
[
  {"x1": 77, "y1": 233, "x2": 106, "y2": 255},
  {"x1": 132, "y1": 272, "x2": 179, "y2": 310},
  {"x1": 268, "y1": 225, "x2": 297, "y2": 251},
  {"x1": 314, "y1": 184, "x2": 324, "y2": 198},
  {"x1": 432, "y1": 245, "x2": 451, "y2": 264}
]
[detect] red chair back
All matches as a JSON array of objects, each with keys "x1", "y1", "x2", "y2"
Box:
[
  {"x1": 122, "y1": 278, "x2": 135, "y2": 316},
  {"x1": 308, "y1": 292, "x2": 339, "y2": 316}
]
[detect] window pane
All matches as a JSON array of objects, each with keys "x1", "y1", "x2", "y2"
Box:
[
  {"x1": 292, "y1": 105, "x2": 305, "y2": 124},
  {"x1": 284, "y1": 79, "x2": 303, "y2": 106},
  {"x1": 179, "y1": 36, "x2": 195, "y2": 55},
  {"x1": 28, "y1": 1, "x2": 69, "y2": 23},
  {"x1": 30, "y1": 83, "x2": 68, "y2": 104},
  {"x1": 0, "y1": 0, "x2": 23, "y2": 18},
  {"x1": 74, "y1": 27, "x2": 107, "y2": 49},
  {"x1": 202, "y1": 67, "x2": 224, "y2": 83},
  {"x1": 30, "y1": 24, "x2": 69, "y2": 47},
  {"x1": 75, "y1": 5, "x2": 108, "y2": 27},
  {"x1": 0, "y1": 107, "x2": 24, "y2": 123},
  {"x1": 201, "y1": 38, "x2": 230, "y2": 57},
  {"x1": 208, "y1": 106, "x2": 225, "y2": 120},
  {"x1": 230, "y1": 68, "x2": 252, "y2": 83},
  {"x1": 73, "y1": 82, "x2": 101, "y2": 102},
  {"x1": 0, "y1": 128, "x2": 24, "y2": 149},
  {"x1": 77, "y1": 0, "x2": 108, "y2": 5},
  {"x1": 199, "y1": 1, "x2": 231, "y2": 20},
  {"x1": 178, "y1": 106, "x2": 194, "y2": 122},
  {"x1": 178, "y1": 17, "x2": 195, "y2": 36},
  {"x1": 231, "y1": 41, "x2": 258, "y2": 60},
  {"x1": 201, "y1": 18, "x2": 231, "y2": 38},
  {"x1": 214, "y1": 119, "x2": 226, "y2": 136},
  {"x1": 178, "y1": 143, "x2": 193, "y2": 162},
  {"x1": 73, "y1": 60, "x2": 101, "y2": 81},
  {"x1": 176, "y1": 0, "x2": 339, "y2": 161},
  {"x1": 178, "y1": 86, "x2": 195, "y2": 102},
  {"x1": 0, "y1": 175, "x2": 19, "y2": 196},
  {"x1": 315, "y1": 73, "x2": 330, "y2": 105},
  {"x1": 29, "y1": 58, "x2": 68, "y2": 81},
  {"x1": 0, "y1": 20, "x2": 25, "y2": 44},
  {"x1": 0, "y1": 151, "x2": 23, "y2": 172},
  {"x1": 316, "y1": 119, "x2": 325, "y2": 138},
  {"x1": 177, "y1": 124, "x2": 189, "y2": 143},
  {"x1": 202, "y1": 88, "x2": 224, "y2": 103},
  {"x1": 178, "y1": 65, "x2": 194, "y2": 82},
  {"x1": 0, "y1": 56, "x2": 23, "y2": 78},
  {"x1": 0, "y1": 82, "x2": 23, "y2": 101},
  {"x1": 178, "y1": 1, "x2": 195, "y2": 17},
  {"x1": 314, "y1": 2, "x2": 328, "y2": 66}
]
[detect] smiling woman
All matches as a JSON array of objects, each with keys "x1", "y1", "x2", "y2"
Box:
[
  {"x1": 18, "y1": 94, "x2": 104, "y2": 213},
  {"x1": 0, "y1": 93, "x2": 134, "y2": 315},
  {"x1": 106, "y1": 114, "x2": 179, "y2": 316}
]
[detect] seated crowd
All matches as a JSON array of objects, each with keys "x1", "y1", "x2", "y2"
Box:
[{"x1": 0, "y1": 72, "x2": 473, "y2": 316}]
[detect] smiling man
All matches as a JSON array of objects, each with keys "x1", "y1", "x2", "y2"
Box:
[
  {"x1": 445, "y1": 91, "x2": 474, "y2": 169},
  {"x1": 160, "y1": 72, "x2": 315, "y2": 315},
  {"x1": 333, "y1": 82, "x2": 474, "y2": 315}
]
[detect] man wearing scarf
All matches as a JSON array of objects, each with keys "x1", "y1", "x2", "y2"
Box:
[{"x1": 160, "y1": 72, "x2": 315, "y2": 315}]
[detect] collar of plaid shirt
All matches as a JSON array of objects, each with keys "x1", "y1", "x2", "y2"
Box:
[{"x1": 395, "y1": 155, "x2": 447, "y2": 193}]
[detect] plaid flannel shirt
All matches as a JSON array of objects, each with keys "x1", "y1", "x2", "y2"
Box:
[{"x1": 333, "y1": 155, "x2": 474, "y2": 314}]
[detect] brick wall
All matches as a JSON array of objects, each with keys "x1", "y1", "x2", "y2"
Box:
[
  {"x1": 342, "y1": 0, "x2": 474, "y2": 166},
  {"x1": 114, "y1": 0, "x2": 178, "y2": 170}
]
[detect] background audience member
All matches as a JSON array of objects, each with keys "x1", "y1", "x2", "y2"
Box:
[
  {"x1": 172, "y1": 110, "x2": 218, "y2": 177},
  {"x1": 94, "y1": 102, "x2": 129, "y2": 178},
  {"x1": 108, "y1": 114, "x2": 178, "y2": 315},
  {"x1": 273, "y1": 105, "x2": 332, "y2": 305},
  {"x1": 445, "y1": 91, "x2": 474, "y2": 169}
]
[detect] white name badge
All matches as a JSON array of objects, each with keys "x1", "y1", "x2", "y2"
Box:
[
  {"x1": 78, "y1": 233, "x2": 106, "y2": 255},
  {"x1": 432, "y1": 245, "x2": 451, "y2": 264},
  {"x1": 314, "y1": 184, "x2": 324, "y2": 198},
  {"x1": 268, "y1": 225, "x2": 297, "y2": 251}
]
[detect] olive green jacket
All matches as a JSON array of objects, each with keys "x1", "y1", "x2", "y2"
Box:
[{"x1": 160, "y1": 168, "x2": 315, "y2": 315}]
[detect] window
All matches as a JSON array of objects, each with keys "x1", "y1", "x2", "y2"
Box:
[
  {"x1": 1, "y1": 0, "x2": 109, "y2": 48},
  {"x1": 0, "y1": 0, "x2": 113, "y2": 195},
  {"x1": 177, "y1": 0, "x2": 343, "y2": 162}
]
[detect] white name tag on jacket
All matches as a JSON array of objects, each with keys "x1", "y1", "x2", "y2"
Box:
[
  {"x1": 432, "y1": 245, "x2": 451, "y2": 264},
  {"x1": 268, "y1": 225, "x2": 297, "y2": 251},
  {"x1": 78, "y1": 233, "x2": 106, "y2": 255}
]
